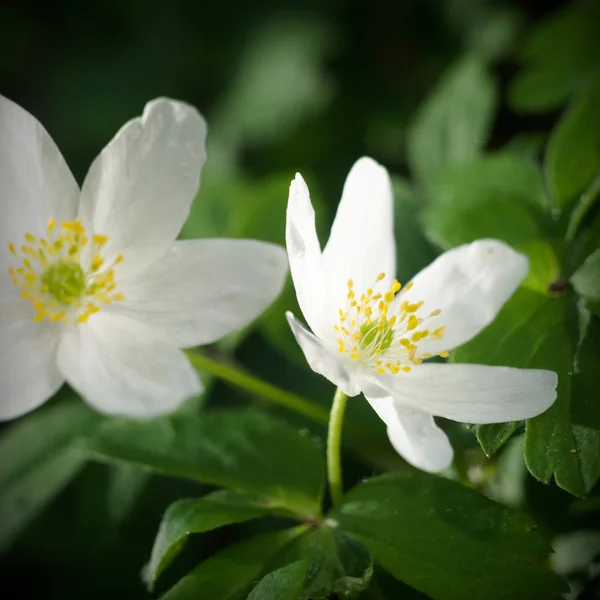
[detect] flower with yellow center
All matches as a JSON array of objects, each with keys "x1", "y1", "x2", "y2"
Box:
[
  {"x1": 0, "y1": 95, "x2": 287, "y2": 421},
  {"x1": 285, "y1": 157, "x2": 557, "y2": 473}
]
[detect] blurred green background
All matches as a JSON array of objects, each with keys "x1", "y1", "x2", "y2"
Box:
[{"x1": 0, "y1": 0, "x2": 589, "y2": 597}]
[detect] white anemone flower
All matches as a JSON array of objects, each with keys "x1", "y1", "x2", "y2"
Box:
[
  {"x1": 285, "y1": 157, "x2": 557, "y2": 473},
  {"x1": 0, "y1": 95, "x2": 288, "y2": 421}
]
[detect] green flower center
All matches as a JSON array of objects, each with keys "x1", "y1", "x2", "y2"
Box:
[
  {"x1": 8, "y1": 218, "x2": 126, "y2": 324},
  {"x1": 334, "y1": 273, "x2": 449, "y2": 374},
  {"x1": 40, "y1": 261, "x2": 86, "y2": 304},
  {"x1": 359, "y1": 319, "x2": 394, "y2": 352}
]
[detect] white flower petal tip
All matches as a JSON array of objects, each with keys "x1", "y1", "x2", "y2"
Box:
[
  {"x1": 322, "y1": 156, "x2": 395, "y2": 310},
  {"x1": 0, "y1": 95, "x2": 79, "y2": 251},
  {"x1": 285, "y1": 172, "x2": 328, "y2": 338},
  {"x1": 366, "y1": 398, "x2": 453, "y2": 472},
  {"x1": 392, "y1": 238, "x2": 530, "y2": 355},
  {"x1": 349, "y1": 156, "x2": 389, "y2": 178},
  {"x1": 371, "y1": 363, "x2": 559, "y2": 425},
  {"x1": 79, "y1": 95, "x2": 209, "y2": 280},
  {"x1": 285, "y1": 312, "x2": 360, "y2": 397},
  {"x1": 466, "y1": 238, "x2": 530, "y2": 280}
]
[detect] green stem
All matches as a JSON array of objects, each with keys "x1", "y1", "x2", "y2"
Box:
[
  {"x1": 187, "y1": 351, "x2": 402, "y2": 473},
  {"x1": 565, "y1": 172, "x2": 600, "y2": 244},
  {"x1": 186, "y1": 351, "x2": 330, "y2": 424},
  {"x1": 327, "y1": 388, "x2": 348, "y2": 506}
]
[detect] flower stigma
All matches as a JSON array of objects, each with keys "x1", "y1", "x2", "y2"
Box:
[
  {"x1": 334, "y1": 273, "x2": 449, "y2": 374},
  {"x1": 8, "y1": 218, "x2": 125, "y2": 324}
]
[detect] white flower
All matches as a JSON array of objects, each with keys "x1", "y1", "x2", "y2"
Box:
[
  {"x1": 285, "y1": 156, "x2": 557, "y2": 473},
  {"x1": 0, "y1": 95, "x2": 288, "y2": 421}
]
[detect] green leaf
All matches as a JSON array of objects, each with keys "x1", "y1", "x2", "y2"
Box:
[
  {"x1": 509, "y1": 0, "x2": 600, "y2": 113},
  {"x1": 569, "y1": 307, "x2": 600, "y2": 492},
  {"x1": 0, "y1": 398, "x2": 101, "y2": 552},
  {"x1": 247, "y1": 561, "x2": 306, "y2": 600},
  {"x1": 159, "y1": 528, "x2": 303, "y2": 600},
  {"x1": 407, "y1": 57, "x2": 497, "y2": 182},
  {"x1": 147, "y1": 489, "x2": 279, "y2": 589},
  {"x1": 503, "y1": 132, "x2": 546, "y2": 161},
  {"x1": 87, "y1": 410, "x2": 324, "y2": 517},
  {"x1": 275, "y1": 527, "x2": 373, "y2": 599},
  {"x1": 392, "y1": 178, "x2": 439, "y2": 284},
  {"x1": 214, "y1": 17, "x2": 333, "y2": 147},
  {"x1": 475, "y1": 422, "x2": 520, "y2": 458},
  {"x1": 546, "y1": 79, "x2": 600, "y2": 209},
  {"x1": 423, "y1": 153, "x2": 559, "y2": 293},
  {"x1": 453, "y1": 289, "x2": 600, "y2": 497},
  {"x1": 331, "y1": 472, "x2": 566, "y2": 600},
  {"x1": 571, "y1": 249, "x2": 600, "y2": 301}
]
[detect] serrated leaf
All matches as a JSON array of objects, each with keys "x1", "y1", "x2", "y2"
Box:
[
  {"x1": 159, "y1": 528, "x2": 303, "y2": 600},
  {"x1": 454, "y1": 289, "x2": 600, "y2": 497},
  {"x1": 475, "y1": 422, "x2": 520, "y2": 457},
  {"x1": 407, "y1": 57, "x2": 497, "y2": 182},
  {"x1": 147, "y1": 489, "x2": 278, "y2": 588},
  {"x1": 423, "y1": 153, "x2": 559, "y2": 292},
  {"x1": 247, "y1": 561, "x2": 306, "y2": 600},
  {"x1": 0, "y1": 398, "x2": 101, "y2": 552},
  {"x1": 509, "y1": 0, "x2": 600, "y2": 113},
  {"x1": 569, "y1": 307, "x2": 600, "y2": 491},
  {"x1": 87, "y1": 410, "x2": 324, "y2": 517},
  {"x1": 331, "y1": 472, "x2": 566, "y2": 600},
  {"x1": 275, "y1": 527, "x2": 373, "y2": 599},
  {"x1": 571, "y1": 249, "x2": 600, "y2": 301},
  {"x1": 546, "y1": 79, "x2": 600, "y2": 209}
]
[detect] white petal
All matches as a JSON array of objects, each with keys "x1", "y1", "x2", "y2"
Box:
[
  {"x1": 286, "y1": 312, "x2": 360, "y2": 397},
  {"x1": 0, "y1": 297, "x2": 63, "y2": 421},
  {"x1": 322, "y1": 157, "x2": 395, "y2": 312},
  {"x1": 113, "y1": 239, "x2": 288, "y2": 347},
  {"x1": 56, "y1": 313, "x2": 201, "y2": 418},
  {"x1": 371, "y1": 363, "x2": 557, "y2": 423},
  {"x1": 79, "y1": 98, "x2": 207, "y2": 280},
  {"x1": 0, "y1": 95, "x2": 79, "y2": 265},
  {"x1": 398, "y1": 239, "x2": 528, "y2": 354},
  {"x1": 286, "y1": 174, "x2": 329, "y2": 339},
  {"x1": 365, "y1": 397, "x2": 453, "y2": 472}
]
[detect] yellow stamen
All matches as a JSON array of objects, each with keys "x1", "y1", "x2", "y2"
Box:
[
  {"x1": 7, "y1": 219, "x2": 126, "y2": 326},
  {"x1": 333, "y1": 269, "x2": 444, "y2": 376}
]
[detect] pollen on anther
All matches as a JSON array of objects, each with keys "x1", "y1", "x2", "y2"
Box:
[{"x1": 93, "y1": 234, "x2": 108, "y2": 247}]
